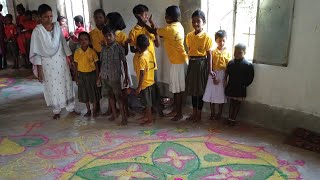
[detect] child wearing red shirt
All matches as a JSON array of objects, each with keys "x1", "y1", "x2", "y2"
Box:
[
  {"x1": 16, "y1": 4, "x2": 26, "y2": 25},
  {"x1": 22, "y1": 10, "x2": 37, "y2": 67},
  {"x1": 4, "y1": 14, "x2": 19, "y2": 68}
]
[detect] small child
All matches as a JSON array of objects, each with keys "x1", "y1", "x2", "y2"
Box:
[
  {"x1": 32, "y1": 10, "x2": 41, "y2": 24},
  {"x1": 70, "y1": 15, "x2": 86, "y2": 43},
  {"x1": 57, "y1": 16, "x2": 70, "y2": 41},
  {"x1": 203, "y1": 30, "x2": 231, "y2": 120},
  {"x1": 69, "y1": 15, "x2": 86, "y2": 54},
  {"x1": 4, "y1": 14, "x2": 19, "y2": 69},
  {"x1": 89, "y1": 9, "x2": 106, "y2": 57},
  {"x1": 98, "y1": 25, "x2": 129, "y2": 125},
  {"x1": 140, "y1": 5, "x2": 188, "y2": 121},
  {"x1": 185, "y1": 10, "x2": 213, "y2": 122},
  {"x1": 22, "y1": 10, "x2": 37, "y2": 66},
  {"x1": 134, "y1": 34, "x2": 155, "y2": 125},
  {"x1": 74, "y1": 32, "x2": 101, "y2": 117},
  {"x1": 16, "y1": 4, "x2": 26, "y2": 25},
  {"x1": 225, "y1": 43, "x2": 254, "y2": 126},
  {"x1": 106, "y1": 12, "x2": 134, "y2": 117}
]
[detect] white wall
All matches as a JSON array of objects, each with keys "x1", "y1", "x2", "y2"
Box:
[
  {"x1": 247, "y1": 0, "x2": 320, "y2": 117},
  {"x1": 102, "y1": 0, "x2": 179, "y2": 83}
]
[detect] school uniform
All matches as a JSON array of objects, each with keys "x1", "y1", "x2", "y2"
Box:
[
  {"x1": 4, "y1": 24, "x2": 19, "y2": 58},
  {"x1": 74, "y1": 47, "x2": 101, "y2": 103},
  {"x1": 157, "y1": 22, "x2": 188, "y2": 93},
  {"x1": 185, "y1": 30, "x2": 213, "y2": 96},
  {"x1": 203, "y1": 48, "x2": 231, "y2": 103}
]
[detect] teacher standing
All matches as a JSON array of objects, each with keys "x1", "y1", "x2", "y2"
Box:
[{"x1": 30, "y1": 4, "x2": 76, "y2": 119}]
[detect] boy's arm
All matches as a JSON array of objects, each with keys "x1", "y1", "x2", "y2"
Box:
[
  {"x1": 154, "y1": 35, "x2": 160, "y2": 48},
  {"x1": 136, "y1": 70, "x2": 145, "y2": 95}
]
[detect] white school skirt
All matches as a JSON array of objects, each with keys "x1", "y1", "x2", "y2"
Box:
[
  {"x1": 203, "y1": 70, "x2": 227, "y2": 104},
  {"x1": 169, "y1": 64, "x2": 185, "y2": 93}
]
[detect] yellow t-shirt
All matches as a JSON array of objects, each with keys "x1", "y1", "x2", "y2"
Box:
[
  {"x1": 133, "y1": 50, "x2": 155, "y2": 90},
  {"x1": 129, "y1": 24, "x2": 157, "y2": 70},
  {"x1": 212, "y1": 48, "x2": 232, "y2": 70},
  {"x1": 186, "y1": 30, "x2": 213, "y2": 57},
  {"x1": 74, "y1": 47, "x2": 99, "y2": 72},
  {"x1": 115, "y1": 30, "x2": 127, "y2": 46},
  {"x1": 89, "y1": 27, "x2": 105, "y2": 53},
  {"x1": 157, "y1": 22, "x2": 188, "y2": 64}
]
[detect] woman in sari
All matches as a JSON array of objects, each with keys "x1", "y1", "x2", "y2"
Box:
[{"x1": 30, "y1": 4, "x2": 76, "y2": 119}]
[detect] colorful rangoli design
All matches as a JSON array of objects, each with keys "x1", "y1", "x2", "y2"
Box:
[
  {"x1": 0, "y1": 78, "x2": 15, "y2": 88},
  {"x1": 59, "y1": 136, "x2": 302, "y2": 180}
]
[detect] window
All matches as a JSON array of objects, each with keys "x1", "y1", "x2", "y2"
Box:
[
  {"x1": 65, "y1": 0, "x2": 90, "y2": 32},
  {"x1": 205, "y1": 0, "x2": 295, "y2": 66},
  {"x1": 0, "y1": 0, "x2": 8, "y2": 15},
  {"x1": 205, "y1": 0, "x2": 258, "y2": 60}
]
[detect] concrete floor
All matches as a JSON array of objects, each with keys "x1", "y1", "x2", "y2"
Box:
[{"x1": 1, "y1": 69, "x2": 320, "y2": 180}]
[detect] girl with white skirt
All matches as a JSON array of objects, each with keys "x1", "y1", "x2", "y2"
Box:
[{"x1": 203, "y1": 30, "x2": 231, "y2": 120}]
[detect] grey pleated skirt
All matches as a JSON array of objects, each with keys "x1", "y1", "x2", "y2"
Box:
[{"x1": 185, "y1": 57, "x2": 209, "y2": 96}]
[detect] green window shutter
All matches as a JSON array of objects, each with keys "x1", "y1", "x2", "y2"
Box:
[{"x1": 254, "y1": 0, "x2": 295, "y2": 66}]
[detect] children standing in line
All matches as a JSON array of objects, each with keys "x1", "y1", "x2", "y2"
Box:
[
  {"x1": 185, "y1": 10, "x2": 213, "y2": 122},
  {"x1": 98, "y1": 25, "x2": 129, "y2": 125},
  {"x1": 4, "y1": 14, "x2": 19, "y2": 69},
  {"x1": 203, "y1": 30, "x2": 231, "y2": 120},
  {"x1": 140, "y1": 5, "x2": 188, "y2": 121},
  {"x1": 225, "y1": 43, "x2": 254, "y2": 126},
  {"x1": 134, "y1": 34, "x2": 155, "y2": 125},
  {"x1": 74, "y1": 32, "x2": 101, "y2": 117}
]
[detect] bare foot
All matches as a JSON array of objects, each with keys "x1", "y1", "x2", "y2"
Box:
[
  {"x1": 186, "y1": 114, "x2": 195, "y2": 122},
  {"x1": 215, "y1": 113, "x2": 222, "y2": 120},
  {"x1": 119, "y1": 118, "x2": 128, "y2": 126},
  {"x1": 53, "y1": 114, "x2": 60, "y2": 119},
  {"x1": 108, "y1": 114, "x2": 118, "y2": 121},
  {"x1": 93, "y1": 111, "x2": 99, "y2": 118}
]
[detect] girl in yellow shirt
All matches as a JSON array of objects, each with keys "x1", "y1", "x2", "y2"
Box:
[
  {"x1": 74, "y1": 32, "x2": 101, "y2": 117},
  {"x1": 185, "y1": 10, "x2": 213, "y2": 123},
  {"x1": 203, "y1": 30, "x2": 231, "y2": 120}
]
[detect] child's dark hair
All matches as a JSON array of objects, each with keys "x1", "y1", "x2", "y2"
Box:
[
  {"x1": 38, "y1": 4, "x2": 52, "y2": 16},
  {"x1": 102, "y1": 25, "x2": 116, "y2": 35},
  {"x1": 215, "y1": 30, "x2": 227, "y2": 40},
  {"x1": 235, "y1": 43, "x2": 246, "y2": 51},
  {"x1": 192, "y1": 9, "x2": 206, "y2": 23},
  {"x1": 94, "y1": 9, "x2": 106, "y2": 17},
  {"x1": 0, "y1": 4, "x2": 3, "y2": 11},
  {"x1": 166, "y1": 6, "x2": 180, "y2": 22},
  {"x1": 106, "y1": 12, "x2": 126, "y2": 30},
  {"x1": 78, "y1": 31, "x2": 90, "y2": 40},
  {"x1": 25, "y1": 10, "x2": 32, "y2": 17},
  {"x1": 16, "y1": 4, "x2": 25, "y2": 11},
  {"x1": 57, "y1": 15, "x2": 66, "y2": 22},
  {"x1": 136, "y1": 34, "x2": 150, "y2": 49},
  {"x1": 32, "y1": 10, "x2": 38, "y2": 16},
  {"x1": 5, "y1": 14, "x2": 13, "y2": 20},
  {"x1": 132, "y1": 4, "x2": 149, "y2": 15},
  {"x1": 74, "y1": 15, "x2": 84, "y2": 25}
]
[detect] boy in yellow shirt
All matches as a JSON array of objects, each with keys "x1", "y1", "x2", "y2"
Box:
[
  {"x1": 134, "y1": 34, "x2": 155, "y2": 125},
  {"x1": 139, "y1": 5, "x2": 188, "y2": 121},
  {"x1": 129, "y1": 4, "x2": 163, "y2": 117}
]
